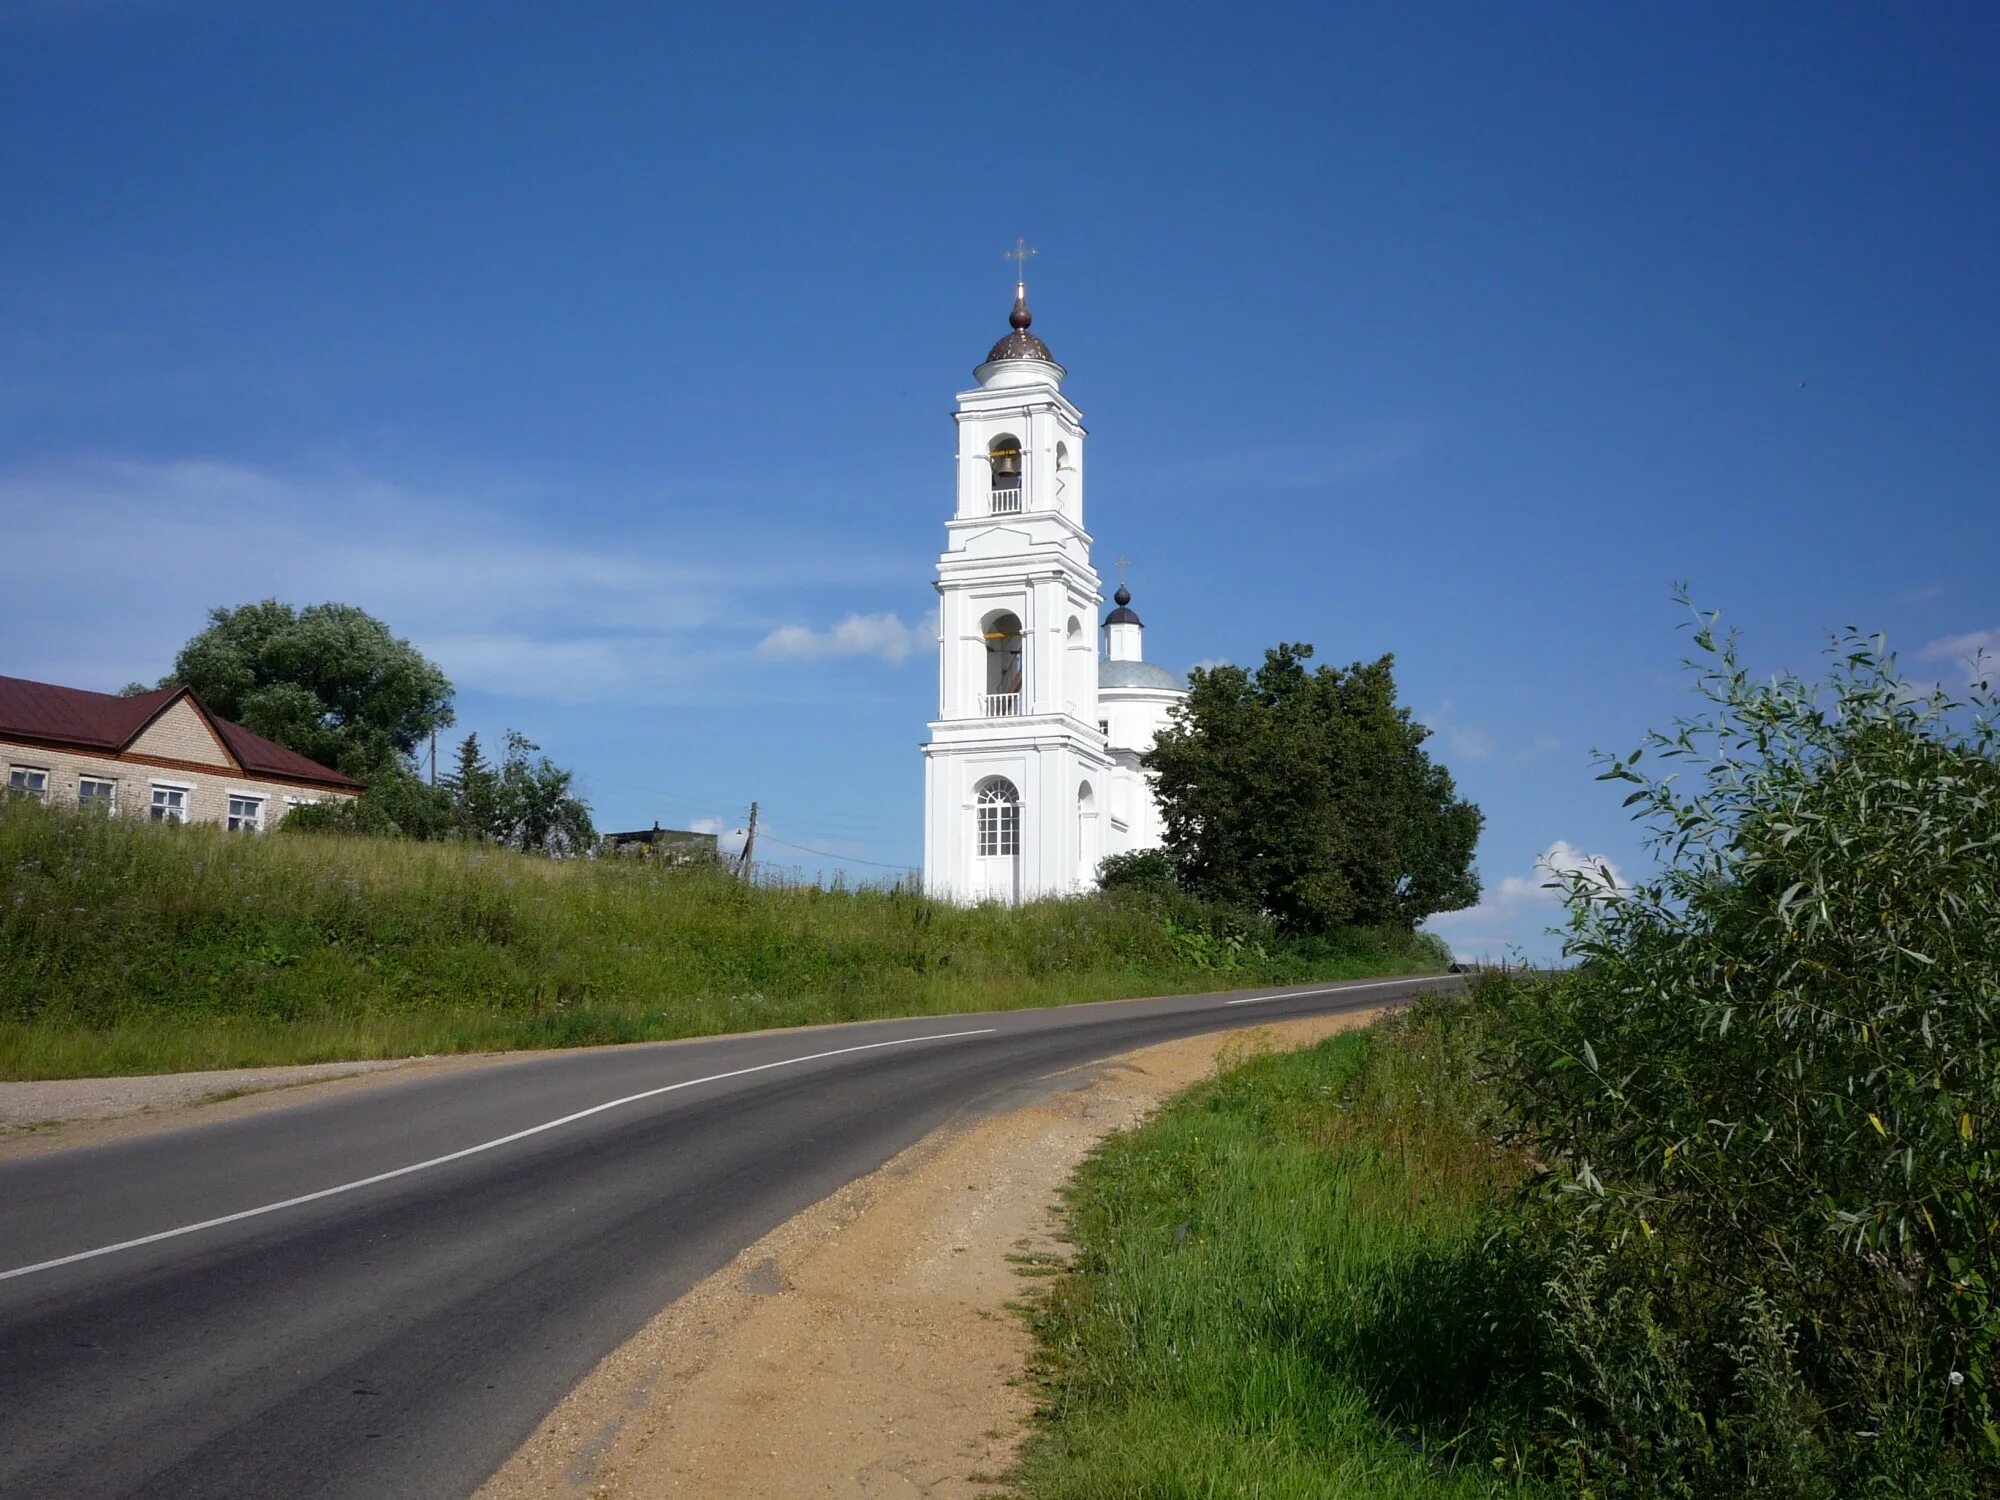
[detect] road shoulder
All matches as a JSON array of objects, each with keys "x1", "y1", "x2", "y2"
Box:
[{"x1": 476, "y1": 1008, "x2": 1379, "y2": 1500}]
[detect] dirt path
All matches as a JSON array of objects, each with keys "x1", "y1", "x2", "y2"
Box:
[{"x1": 476, "y1": 1009, "x2": 1378, "y2": 1499}]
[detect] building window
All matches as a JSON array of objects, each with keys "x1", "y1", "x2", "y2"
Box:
[
  {"x1": 227, "y1": 795, "x2": 265, "y2": 832},
  {"x1": 150, "y1": 784, "x2": 189, "y2": 824},
  {"x1": 1098, "y1": 719, "x2": 1109, "y2": 738},
  {"x1": 6, "y1": 766, "x2": 49, "y2": 799},
  {"x1": 975, "y1": 778, "x2": 1020, "y2": 857},
  {"x1": 78, "y1": 777, "x2": 117, "y2": 812}
]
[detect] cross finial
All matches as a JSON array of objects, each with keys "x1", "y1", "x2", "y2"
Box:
[
  {"x1": 1004, "y1": 237, "x2": 1037, "y2": 287},
  {"x1": 1114, "y1": 555, "x2": 1131, "y2": 584}
]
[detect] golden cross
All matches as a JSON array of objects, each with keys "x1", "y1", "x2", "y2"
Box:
[{"x1": 1005, "y1": 237, "x2": 1037, "y2": 284}]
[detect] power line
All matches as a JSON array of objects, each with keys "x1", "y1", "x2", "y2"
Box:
[{"x1": 752, "y1": 832, "x2": 918, "y2": 873}]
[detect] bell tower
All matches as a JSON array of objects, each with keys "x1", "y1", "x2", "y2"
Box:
[{"x1": 922, "y1": 262, "x2": 1109, "y2": 901}]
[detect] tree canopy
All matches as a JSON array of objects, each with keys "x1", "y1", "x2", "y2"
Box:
[
  {"x1": 1144, "y1": 644, "x2": 1482, "y2": 933},
  {"x1": 151, "y1": 599, "x2": 454, "y2": 778}
]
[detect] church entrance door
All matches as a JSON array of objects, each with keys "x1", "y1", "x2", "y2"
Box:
[{"x1": 974, "y1": 778, "x2": 1021, "y2": 903}]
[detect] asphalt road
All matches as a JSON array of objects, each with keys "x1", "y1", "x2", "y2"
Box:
[{"x1": 0, "y1": 974, "x2": 1456, "y2": 1499}]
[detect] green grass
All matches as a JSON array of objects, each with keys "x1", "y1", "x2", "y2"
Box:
[
  {"x1": 1010, "y1": 1001, "x2": 1537, "y2": 1499},
  {"x1": 0, "y1": 798, "x2": 1444, "y2": 1079}
]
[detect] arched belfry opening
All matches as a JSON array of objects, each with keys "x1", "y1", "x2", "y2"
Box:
[
  {"x1": 980, "y1": 609, "x2": 1025, "y2": 715},
  {"x1": 988, "y1": 434, "x2": 1023, "y2": 514}
]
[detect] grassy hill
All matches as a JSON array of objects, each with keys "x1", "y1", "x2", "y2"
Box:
[{"x1": 0, "y1": 798, "x2": 1444, "y2": 1079}]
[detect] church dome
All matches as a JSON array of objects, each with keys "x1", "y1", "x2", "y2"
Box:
[
  {"x1": 1103, "y1": 582, "x2": 1142, "y2": 627},
  {"x1": 1099, "y1": 658, "x2": 1185, "y2": 692},
  {"x1": 985, "y1": 286, "x2": 1054, "y2": 364}
]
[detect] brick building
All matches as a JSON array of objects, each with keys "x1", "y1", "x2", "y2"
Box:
[{"x1": 0, "y1": 674, "x2": 363, "y2": 831}]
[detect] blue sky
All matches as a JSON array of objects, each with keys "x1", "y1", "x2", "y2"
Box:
[{"x1": 2, "y1": 3, "x2": 1994, "y2": 958}]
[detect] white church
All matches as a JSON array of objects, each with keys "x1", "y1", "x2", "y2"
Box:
[{"x1": 922, "y1": 275, "x2": 1190, "y2": 903}]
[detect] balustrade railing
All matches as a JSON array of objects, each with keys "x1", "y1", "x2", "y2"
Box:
[
  {"x1": 980, "y1": 691, "x2": 1023, "y2": 717},
  {"x1": 989, "y1": 486, "x2": 1023, "y2": 515}
]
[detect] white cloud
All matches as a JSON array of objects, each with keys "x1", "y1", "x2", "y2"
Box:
[
  {"x1": 1422, "y1": 701, "x2": 1494, "y2": 762},
  {"x1": 1188, "y1": 657, "x2": 1232, "y2": 673},
  {"x1": 756, "y1": 612, "x2": 931, "y2": 664},
  {"x1": 1425, "y1": 840, "x2": 1631, "y2": 962},
  {"x1": 0, "y1": 456, "x2": 904, "y2": 705},
  {"x1": 1915, "y1": 628, "x2": 1998, "y2": 689}
]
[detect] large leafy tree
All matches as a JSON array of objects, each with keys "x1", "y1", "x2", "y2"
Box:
[
  {"x1": 491, "y1": 731, "x2": 595, "y2": 856},
  {"x1": 153, "y1": 600, "x2": 454, "y2": 778},
  {"x1": 1145, "y1": 644, "x2": 1481, "y2": 932}
]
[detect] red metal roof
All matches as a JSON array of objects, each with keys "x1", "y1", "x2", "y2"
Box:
[{"x1": 0, "y1": 674, "x2": 365, "y2": 791}]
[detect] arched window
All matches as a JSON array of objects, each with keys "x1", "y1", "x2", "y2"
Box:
[
  {"x1": 1076, "y1": 780, "x2": 1098, "y2": 886},
  {"x1": 980, "y1": 609, "x2": 1024, "y2": 713},
  {"x1": 988, "y1": 434, "x2": 1023, "y2": 514},
  {"x1": 976, "y1": 778, "x2": 1020, "y2": 857}
]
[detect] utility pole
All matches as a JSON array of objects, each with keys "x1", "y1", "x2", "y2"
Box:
[
  {"x1": 428, "y1": 729, "x2": 437, "y2": 787},
  {"x1": 737, "y1": 801, "x2": 759, "y2": 881}
]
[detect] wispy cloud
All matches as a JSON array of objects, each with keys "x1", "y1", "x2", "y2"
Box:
[
  {"x1": 1425, "y1": 840, "x2": 1631, "y2": 961},
  {"x1": 1915, "y1": 628, "x2": 1998, "y2": 690},
  {"x1": 757, "y1": 612, "x2": 931, "y2": 664},
  {"x1": 0, "y1": 456, "x2": 905, "y2": 704},
  {"x1": 1422, "y1": 701, "x2": 1494, "y2": 762}
]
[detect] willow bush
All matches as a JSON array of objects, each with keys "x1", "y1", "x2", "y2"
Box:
[{"x1": 1487, "y1": 604, "x2": 1999, "y2": 1496}]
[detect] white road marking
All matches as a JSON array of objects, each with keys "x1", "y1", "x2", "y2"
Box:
[
  {"x1": 0, "y1": 1027, "x2": 998, "y2": 1285},
  {"x1": 1223, "y1": 974, "x2": 1459, "y2": 1007}
]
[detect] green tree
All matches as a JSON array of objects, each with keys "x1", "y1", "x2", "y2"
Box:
[
  {"x1": 156, "y1": 600, "x2": 454, "y2": 778},
  {"x1": 492, "y1": 731, "x2": 595, "y2": 856},
  {"x1": 444, "y1": 732, "x2": 503, "y2": 840},
  {"x1": 1483, "y1": 605, "x2": 2000, "y2": 1493},
  {"x1": 1096, "y1": 847, "x2": 1177, "y2": 897},
  {"x1": 1145, "y1": 644, "x2": 1481, "y2": 933}
]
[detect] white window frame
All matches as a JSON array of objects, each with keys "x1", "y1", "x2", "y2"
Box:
[
  {"x1": 149, "y1": 780, "x2": 192, "y2": 824},
  {"x1": 7, "y1": 764, "x2": 50, "y2": 800},
  {"x1": 975, "y1": 779, "x2": 1020, "y2": 857},
  {"x1": 77, "y1": 776, "x2": 118, "y2": 812},
  {"x1": 226, "y1": 791, "x2": 267, "y2": 833}
]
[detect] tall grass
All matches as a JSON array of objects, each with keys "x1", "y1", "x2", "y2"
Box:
[
  {"x1": 0, "y1": 799, "x2": 1443, "y2": 1079},
  {"x1": 1011, "y1": 998, "x2": 1536, "y2": 1499}
]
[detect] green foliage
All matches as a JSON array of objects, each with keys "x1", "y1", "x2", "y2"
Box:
[
  {"x1": 1095, "y1": 847, "x2": 1176, "y2": 896},
  {"x1": 0, "y1": 796, "x2": 1446, "y2": 1078},
  {"x1": 284, "y1": 730, "x2": 593, "y2": 852},
  {"x1": 1146, "y1": 644, "x2": 1483, "y2": 934},
  {"x1": 490, "y1": 730, "x2": 595, "y2": 855},
  {"x1": 281, "y1": 758, "x2": 456, "y2": 840},
  {"x1": 1014, "y1": 1002, "x2": 1530, "y2": 1498},
  {"x1": 155, "y1": 598, "x2": 454, "y2": 777},
  {"x1": 446, "y1": 732, "x2": 503, "y2": 840},
  {"x1": 1480, "y1": 602, "x2": 2000, "y2": 1496}
]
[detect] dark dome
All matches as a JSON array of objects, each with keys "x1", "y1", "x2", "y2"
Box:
[
  {"x1": 985, "y1": 286, "x2": 1054, "y2": 363},
  {"x1": 1104, "y1": 583, "x2": 1141, "y2": 627}
]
